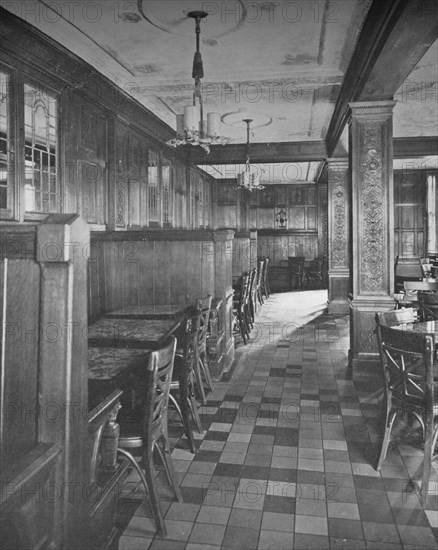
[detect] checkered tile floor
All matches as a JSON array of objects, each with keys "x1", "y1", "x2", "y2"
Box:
[{"x1": 117, "y1": 290, "x2": 438, "y2": 550}]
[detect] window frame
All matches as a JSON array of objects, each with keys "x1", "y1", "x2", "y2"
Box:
[{"x1": 0, "y1": 59, "x2": 62, "y2": 222}]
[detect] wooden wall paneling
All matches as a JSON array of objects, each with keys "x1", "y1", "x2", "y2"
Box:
[
  {"x1": 200, "y1": 240, "x2": 215, "y2": 300},
  {"x1": 232, "y1": 234, "x2": 250, "y2": 276},
  {"x1": 103, "y1": 239, "x2": 123, "y2": 312},
  {"x1": 249, "y1": 207, "x2": 258, "y2": 229},
  {"x1": 88, "y1": 244, "x2": 101, "y2": 321},
  {"x1": 317, "y1": 183, "x2": 328, "y2": 260},
  {"x1": 138, "y1": 240, "x2": 155, "y2": 306},
  {"x1": 106, "y1": 116, "x2": 117, "y2": 231},
  {"x1": 77, "y1": 104, "x2": 107, "y2": 226},
  {"x1": 288, "y1": 207, "x2": 306, "y2": 229},
  {"x1": 154, "y1": 240, "x2": 172, "y2": 305},
  {"x1": 258, "y1": 207, "x2": 276, "y2": 229},
  {"x1": 169, "y1": 240, "x2": 188, "y2": 305},
  {"x1": 122, "y1": 239, "x2": 141, "y2": 306},
  {"x1": 114, "y1": 126, "x2": 127, "y2": 229},
  {"x1": 185, "y1": 241, "x2": 202, "y2": 304},
  {"x1": 0, "y1": 258, "x2": 40, "y2": 462}
]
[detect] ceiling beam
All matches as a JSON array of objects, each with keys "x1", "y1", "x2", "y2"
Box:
[
  {"x1": 326, "y1": 0, "x2": 437, "y2": 157},
  {"x1": 185, "y1": 141, "x2": 328, "y2": 165}
]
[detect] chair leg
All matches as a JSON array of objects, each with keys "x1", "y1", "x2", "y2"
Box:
[
  {"x1": 141, "y1": 444, "x2": 167, "y2": 536},
  {"x1": 155, "y1": 435, "x2": 183, "y2": 502},
  {"x1": 238, "y1": 315, "x2": 247, "y2": 344},
  {"x1": 421, "y1": 425, "x2": 438, "y2": 499},
  {"x1": 193, "y1": 353, "x2": 207, "y2": 406},
  {"x1": 117, "y1": 448, "x2": 149, "y2": 496},
  {"x1": 376, "y1": 406, "x2": 397, "y2": 471},
  {"x1": 169, "y1": 392, "x2": 197, "y2": 454},
  {"x1": 188, "y1": 388, "x2": 204, "y2": 434},
  {"x1": 198, "y1": 352, "x2": 214, "y2": 391}
]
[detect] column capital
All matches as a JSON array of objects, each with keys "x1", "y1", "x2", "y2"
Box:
[
  {"x1": 349, "y1": 100, "x2": 397, "y2": 118},
  {"x1": 326, "y1": 158, "x2": 349, "y2": 170}
]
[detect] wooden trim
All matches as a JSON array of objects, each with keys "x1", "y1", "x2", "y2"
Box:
[
  {"x1": 189, "y1": 141, "x2": 328, "y2": 164},
  {"x1": 91, "y1": 228, "x2": 219, "y2": 242}
]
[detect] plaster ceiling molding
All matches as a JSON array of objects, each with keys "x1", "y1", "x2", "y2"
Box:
[
  {"x1": 137, "y1": 0, "x2": 246, "y2": 38},
  {"x1": 393, "y1": 39, "x2": 438, "y2": 138}
]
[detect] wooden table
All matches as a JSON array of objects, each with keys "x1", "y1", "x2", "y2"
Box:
[
  {"x1": 105, "y1": 304, "x2": 187, "y2": 320},
  {"x1": 394, "y1": 294, "x2": 418, "y2": 308},
  {"x1": 88, "y1": 318, "x2": 181, "y2": 349},
  {"x1": 392, "y1": 320, "x2": 438, "y2": 340}
]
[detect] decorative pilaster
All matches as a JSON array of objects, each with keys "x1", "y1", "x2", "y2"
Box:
[
  {"x1": 349, "y1": 101, "x2": 396, "y2": 369},
  {"x1": 327, "y1": 159, "x2": 350, "y2": 314}
]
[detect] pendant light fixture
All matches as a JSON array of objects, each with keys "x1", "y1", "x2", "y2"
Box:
[
  {"x1": 237, "y1": 119, "x2": 265, "y2": 191},
  {"x1": 166, "y1": 11, "x2": 230, "y2": 154}
]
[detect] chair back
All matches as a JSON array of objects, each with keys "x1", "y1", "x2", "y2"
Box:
[
  {"x1": 417, "y1": 290, "x2": 438, "y2": 321},
  {"x1": 288, "y1": 256, "x2": 305, "y2": 288},
  {"x1": 239, "y1": 273, "x2": 250, "y2": 306},
  {"x1": 403, "y1": 280, "x2": 438, "y2": 294},
  {"x1": 288, "y1": 256, "x2": 305, "y2": 270},
  {"x1": 178, "y1": 307, "x2": 201, "y2": 383},
  {"x1": 375, "y1": 308, "x2": 416, "y2": 327},
  {"x1": 377, "y1": 325, "x2": 435, "y2": 411},
  {"x1": 419, "y1": 258, "x2": 434, "y2": 278},
  {"x1": 146, "y1": 336, "x2": 177, "y2": 439},
  {"x1": 196, "y1": 294, "x2": 212, "y2": 349},
  {"x1": 248, "y1": 267, "x2": 257, "y2": 299}
]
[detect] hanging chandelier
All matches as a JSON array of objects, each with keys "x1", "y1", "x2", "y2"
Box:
[
  {"x1": 166, "y1": 11, "x2": 230, "y2": 154},
  {"x1": 237, "y1": 119, "x2": 265, "y2": 191}
]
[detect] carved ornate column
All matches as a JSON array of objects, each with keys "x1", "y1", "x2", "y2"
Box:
[
  {"x1": 327, "y1": 159, "x2": 350, "y2": 314},
  {"x1": 349, "y1": 101, "x2": 396, "y2": 369}
]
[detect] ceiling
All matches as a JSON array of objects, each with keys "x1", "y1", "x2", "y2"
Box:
[{"x1": 3, "y1": 0, "x2": 437, "y2": 181}]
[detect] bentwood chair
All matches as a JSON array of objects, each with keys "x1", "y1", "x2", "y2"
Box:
[
  {"x1": 169, "y1": 307, "x2": 203, "y2": 453},
  {"x1": 195, "y1": 294, "x2": 213, "y2": 404},
  {"x1": 233, "y1": 274, "x2": 250, "y2": 345},
  {"x1": 375, "y1": 308, "x2": 416, "y2": 329},
  {"x1": 256, "y1": 259, "x2": 264, "y2": 306},
  {"x1": 374, "y1": 325, "x2": 438, "y2": 497},
  {"x1": 117, "y1": 336, "x2": 181, "y2": 536},
  {"x1": 304, "y1": 256, "x2": 327, "y2": 289},
  {"x1": 404, "y1": 280, "x2": 438, "y2": 295},
  {"x1": 375, "y1": 309, "x2": 418, "y2": 400},
  {"x1": 288, "y1": 256, "x2": 305, "y2": 290},
  {"x1": 260, "y1": 257, "x2": 270, "y2": 300},
  {"x1": 418, "y1": 291, "x2": 438, "y2": 321},
  {"x1": 248, "y1": 267, "x2": 258, "y2": 321}
]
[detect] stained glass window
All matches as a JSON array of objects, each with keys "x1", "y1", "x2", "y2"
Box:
[
  {"x1": 24, "y1": 84, "x2": 58, "y2": 213},
  {"x1": 0, "y1": 72, "x2": 9, "y2": 210}
]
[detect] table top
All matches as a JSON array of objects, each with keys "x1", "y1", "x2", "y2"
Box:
[
  {"x1": 105, "y1": 304, "x2": 188, "y2": 319},
  {"x1": 88, "y1": 347, "x2": 150, "y2": 380},
  {"x1": 395, "y1": 294, "x2": 418, "y2": 306},
  {"x1": 88, "y1": 317, "x2": 180, "y2": 348},
  {"x1": 392, "y1": 320, "x2": 438, "y2": 338}
]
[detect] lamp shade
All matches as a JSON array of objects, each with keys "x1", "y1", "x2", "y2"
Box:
[
  {"x1": 184, "y1": 105, "x2": 200, "y2": 132},
  {"x1": 176, "y1": 114, "x2": 185, "y2": 136},
  {"x1": 207, "y1": 112, "x2": 220, "y2": 138}
]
